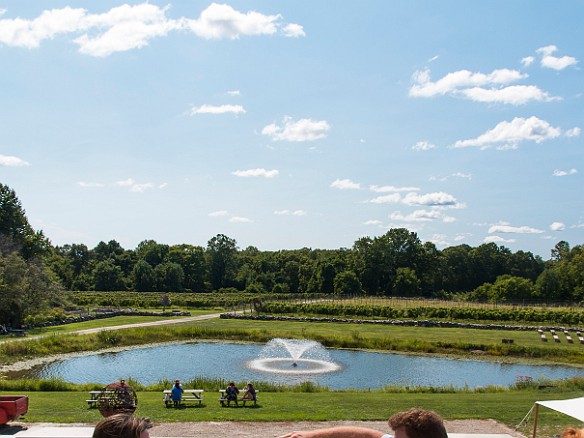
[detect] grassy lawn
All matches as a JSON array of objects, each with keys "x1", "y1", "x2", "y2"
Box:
[
  {"x1": 24, "y1": 310, "x2": 222, "y2": 336},
  {"x1": 4, "y1": 389, "x2": 580, "y2": 435},
  {"x1": 180, "y1": 318, "x2": 584, "y2": 363}
]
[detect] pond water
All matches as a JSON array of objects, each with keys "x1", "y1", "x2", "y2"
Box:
[{"x1": 11, "y1": 341, "x2": 583, "y2": 390}]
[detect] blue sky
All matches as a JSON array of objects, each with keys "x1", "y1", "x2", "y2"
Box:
[{"x1": 1, "y1": 1, "x2": 582, "y2": 258}]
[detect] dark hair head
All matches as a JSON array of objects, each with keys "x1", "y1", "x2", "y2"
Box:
[
  {"x1": 388, "y1": 408, "x2": 447, "y2": 438},
  {"x1": 93, "y1": 414, "x2": 151, "y2": 438}
]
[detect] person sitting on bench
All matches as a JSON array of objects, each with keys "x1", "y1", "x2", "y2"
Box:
[
  {"x1": 171, "y1": 380, "x2": 183, "y2": 408},
  {"x1": 225, "y1": 382, "x2": 239, "y2": 406}
]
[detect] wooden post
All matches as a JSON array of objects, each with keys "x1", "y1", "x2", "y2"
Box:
[{"x1": 532, "y1": 403, "x2": 539, "y2": 438}]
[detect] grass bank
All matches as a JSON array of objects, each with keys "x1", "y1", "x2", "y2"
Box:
[{"x1": 2, "y1": 317, "x2": 584, "y2": 367}]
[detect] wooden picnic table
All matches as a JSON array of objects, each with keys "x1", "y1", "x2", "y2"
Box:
[
  {"x1": 163, "y1": 389, "x2": 204, "y2": 406},
  {"x1": 219, "y1": 389, "x2": 259, "y2": 406}
]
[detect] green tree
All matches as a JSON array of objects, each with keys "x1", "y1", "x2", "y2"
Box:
[
  {"x1": 0, "y1": 253, "x2": 58, "y2": 326},
  {"x1": 333, "y1": 270, "x2": 362, "y2": 295},
  {"x1": 0, "y1": 184, "x2": 49, "y2": 259},
  {"x1": 93, "y1": 259, "x2": 124, "y2": 291},
  {"x1": 135, "y1": 240, "x2": 169, "y2": 266},
  {"x1": 132, "y1": 259, "x2": 156, "y2": 291},
  {"x1": 206, "y1": 234, "x2": 238, "y2": 290},
  {"x1": 155, "y1": 262, "x2": 184, "y2": 292},
  {"x1": 166, "y1": 244, "x2": 206, "y2": 291},
  {"x1": 393, "y1": 267, "x2": 421, "y2": 296}
]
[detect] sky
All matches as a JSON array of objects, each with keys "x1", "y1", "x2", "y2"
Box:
[{"x1": 0, "y1": 1, "x2": 582, "y2": 259}]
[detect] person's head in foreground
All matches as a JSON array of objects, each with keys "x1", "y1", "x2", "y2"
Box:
[
  {"x1": 278, "y1": 407, "x2": 447, "y2": 438},
  {"x1": 562, "y1": 428, "x2": 584, "y2": 438},
  {"x1": 93, "y1": 413, "x2": 152, "y2": 438},
  {"x1": 389, "y1": 408, "x2": 447, "y2": 438}
]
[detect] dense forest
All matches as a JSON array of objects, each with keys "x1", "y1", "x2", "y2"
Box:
[{"x1": 1, "y1": 183, "x2": 583, "y2": 326}]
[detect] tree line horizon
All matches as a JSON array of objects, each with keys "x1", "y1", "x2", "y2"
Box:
[{"x1": 1, "y1": 183, "x2": 583, "y2": 327}]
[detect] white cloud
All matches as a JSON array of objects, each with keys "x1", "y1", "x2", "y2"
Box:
[
  {"x1": 116, "y1": 178, "x2": 135, "y2": 187},
  {"x1": 0, "y1": 3, "x2": 303, "y2": 56},
  {"x1": 521, "y1": 56, "x2": 535, "y2": 67},
  {"x1": 430, "y1": 234, "x2": 450, "y2": 246},
  {"x1": 412, "y1": 141, "x2": 436, "y2": 151},
  {"x1": 229, "y1": 216, "x2": 253, "y2": 223},
  {"x1": 0, "y1": 6, "x2": 87, "y2": 49},
  {"x1": 262, "y1": 116, "x2": 330, "y2": 142},
  {"x1": 409, "y1": 67, "x2": 555, "y2": 105},
  {"x1": 209, "y1": 210, "x2": 228, "y2": 217},
  {"x1": 402, "y1": 191, "x2": 458, "y2": 207},
  {"x1": 409, "y1": 68, "x2": 527, "y2": 97},
  {"x1": 130, "y1": 183, "x2": 154, "y2": 192},
  {"x1": 232, "y1": 168, "x2": 279, "y2": 178},
  {"x1": 226, "y1": 90, "x2": 240, "y2": 96},
  {"x1": 369, "y1": 185, "x2": 419, "y2": 193},
  {"x1": 459, "y1": 85, "x2": 558, "y2": 105},
  {"x1": 368, "y1": 193, "x2": 401, "y2": 204},
  {"x1": 452, "y1": 172, "x2": 472, "y2": 180},
  {"x1": 553, "y1": 168, "x2": 577, "y2": 177},
  {"x1": 363, "y1": 219, "x2": 383, "y2": 226},
  {"x1": 565, "y1": 127, "x2": 581, "y2": 138},
  {"x1": 274, "y1": 209, "x2": 307, "y2": 216},
  {"x1": 0, "y1": 154, "x2": 30, "y2": 166},
  {"x1": 484, "y1": 235, "x2": 516, "y2": 244},
  {"x1": 186, "y1": 3, "x2": 303, "y2": 40},
  {"x1": 77, "y1": 181, "x2": 104, "y2": 188},
  {"x1": 536, "y1": 45, "x2": 578, "y2": 70},
  {"x1": 74, "y1": 4, "x2": 180, "y2": 57},
  {"x1": 550, "y1": 222, "x2": 565, "y2": 231},
  {"x1": 454, "y1": 233, "x2": 470, "y2": 242},
  {"x1": 488, "y1": 223, "x2": 544, "y2": 234},
  {"x1": 429, "y1": 172, "x2": 472, "y2": 182},
  {"x1": 282, "y1": 23, "x2": 305, "y2": 37},
  {"x1": 452, "y1": 116, "x2": 561, "y2": 149},
  {"x1": 330, "y1": 178, "x2": 360, "y2": 190},
  {"x1": 115, "y1": 178, "x2": 155, "y2": 192},
  {"x1": 190, "y1": 104, "x2": 246, "y2": 115},
  {"x1": 390, "y1": 209, "x2": 453, "y2": 223}
]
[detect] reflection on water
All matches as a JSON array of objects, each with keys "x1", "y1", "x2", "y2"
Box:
[{"x1": 9, "y1": 342, "x2": 583, "y2": 390}]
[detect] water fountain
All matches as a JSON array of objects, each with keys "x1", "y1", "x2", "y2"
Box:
[{"x1": 247, "y1": 338, "x2": 341, "y2": 375}]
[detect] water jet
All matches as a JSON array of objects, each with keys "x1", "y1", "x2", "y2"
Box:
[{"x1": 247, "y1": 338, "x2": 341, "y2": 375}]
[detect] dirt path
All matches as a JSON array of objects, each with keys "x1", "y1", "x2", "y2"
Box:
[
  {"x1": 71, "y1": 312, "x2": 224, "y2": 335},
  {"x1": 4, "y1": 420, "x2": 525, "y2": 437},
  {"x1": 0, "y1": 312, "x2": 225, "y2": 345},
  {"x1": 149, "y1": 419, "x2": 526, "y2": 437}
]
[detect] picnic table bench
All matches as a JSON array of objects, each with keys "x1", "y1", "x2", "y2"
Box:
[
  {"x1": 219, "y1": 389, "x2": 259, "y2": 406},
  {"x1": 86, "y1": 390, "x2": 116, "y2": 407},
  {"x1": 163, "y1": 389, "x2": 203, "y2": 406}
]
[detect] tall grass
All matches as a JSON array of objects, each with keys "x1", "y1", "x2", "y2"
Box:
[{"x1": 1, "y1": 376, "x2": 582, "y2": 393}]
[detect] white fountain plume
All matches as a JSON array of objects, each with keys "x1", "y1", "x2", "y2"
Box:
[{"x1": 247, "y1": 338, "x2": 341, "y2": 375}]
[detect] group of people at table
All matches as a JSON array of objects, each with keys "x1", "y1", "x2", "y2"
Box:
[{"x1": 168, "y1": 379, "x2": 256, "y2": 407}]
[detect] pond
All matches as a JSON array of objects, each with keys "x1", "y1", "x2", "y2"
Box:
[{"x1": 10, "y1": 341, "x2": 583, "y2": 390}]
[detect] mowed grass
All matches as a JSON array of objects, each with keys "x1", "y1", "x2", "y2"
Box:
[
  {"x1": 4, "y1": 389, "x2": 581, "y2": 435},
  {"x1": 24, "y1": 309, "x2": 222, "y2": 336},
  {"x1": 180, "y1": 317, "x2": 584, "y2": 363}
]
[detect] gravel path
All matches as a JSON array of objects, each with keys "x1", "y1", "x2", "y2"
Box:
[
  {"x1": 3, "y1": 420, "x2": 525, "y2": 437},
  {"x1": 148, "y1": 419, "x2": 526, "y2": 437}
]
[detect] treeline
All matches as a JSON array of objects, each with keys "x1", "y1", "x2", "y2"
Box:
[
  {"x1": 1, "y1": 183, "x2": 584, "y2": 327},
  {"x1": 46, "y1": 230, "x2": 584, "y2": 305}
]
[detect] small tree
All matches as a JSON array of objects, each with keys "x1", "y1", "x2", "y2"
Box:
[{"x1": 160, "y1": 294, "x2": 171, "y2": 312}]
